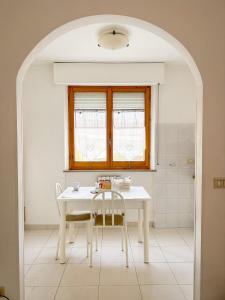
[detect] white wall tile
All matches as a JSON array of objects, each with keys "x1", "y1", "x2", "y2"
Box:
[
  {"x1": 178, "y1": 214, "x2": 193, "y2": 227},
  {"x1": 167, "y1": 141, "x2": 179, "y2": 155},
  {"x1": 154, "y1": 214, "x2": 167, "y2": 228},
  {"x1": 166, "y1": 125, "x2": 178, "y2": 142},
  {"x1": 155, "y1": 184, "x2": 167, "y2": 199},
  {"x1": 166, "y1": 214, "x2": 179, "y2": 228},
  {"x1": 166, "y1": 184, "x2": 179, "y2": 198},
  {"x1": 178, "y1": 184, "x2": 194, "y2": 199},
  {"x1": 165, "y1": 169, "x2": 179, "y2": 183},
  {"x1": 154, "y1": 169, "x2": 166, "y2": 183},
  {"x1": 179, "y1": 198, "x2": 194, "y2": 214},
  {"x1": 156, "y1": 199, "x2": 167, "y2": 213},
  {"x1": 178, "y1": 169, "x2": 195, "y2": 184},
  {"x1": 166, "y1": 198, "x2": 179, "y2": 213},
  {"x1": 157, "y1": 154, "x2": 168, "y2": 169},
  {"x1": 154, "y1": 123, "x2": 195, "y2": 228}
]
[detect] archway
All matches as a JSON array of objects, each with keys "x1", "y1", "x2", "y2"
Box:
[{"x1": 17, "y1": 15, "x2": 203, "y2": 300}]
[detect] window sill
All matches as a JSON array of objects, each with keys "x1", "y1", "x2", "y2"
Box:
[{"x1": 63, "y1": 169, "x2": 157, "y2": 173}]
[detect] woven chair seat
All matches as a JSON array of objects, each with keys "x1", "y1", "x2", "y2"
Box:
[
  {"x1": 94, "y1": 213, "x2": 124, "y2": 226},
  {"x1": 66, "y1": 211, "x2": 91, "y2": 222}
]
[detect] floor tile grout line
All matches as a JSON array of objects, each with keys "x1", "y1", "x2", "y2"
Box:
[
  {"x1": 98, "y1": 228, "x2": 103, "y2": 300},
  {"x1": 175, "y1": 228, "x2": 194, "y2": 251},
  {"x1": 177, "y1": 283, "x2": 191, "y2": 300},
  {"x1": 54, "y1": 229, "x2": 79, "y2": 300},
  {"x1": 159, "y1": 245, "x2": 194, "y2": 264},
  {"x1": 36, "y1": 230, "x2": 77, "y2": 300},
  {"x1": 132, "y1": 248, "x2": 144, "y2": 300},
  {"x1": 156, "y1": 237, "x2": 183, "y2": 288},
  {"x1": 25, "y1": 283, "x2": 188, "y2": 287},
  {"x1": 53, "y1": 258, "x2": 67, "y2": 300},
  {"x1": 35, "y1": 229, "x2": 55, "y2": 263},
  {"x1": 40, "y1": 228, "x2": 55, "y2": 248},
  {"x1": 24, "y1": 229, "x2": 53, "y2": 267},
  {"x1": 25, "y1": 286, "x2": 34, "y2": 299},
  {"x1": 154, "y1": 229, "x2": 194, "y2": 253},
  {"x1": 164, "y1": 257, "x2": 192, "y2": 300},
  {"x1": 163, "y1": 228, "x2": 193, "y2": 299}
]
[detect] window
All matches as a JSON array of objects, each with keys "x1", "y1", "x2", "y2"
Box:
[{"x1": 68, "y1": 86, "x2": 151, "y2": 170}]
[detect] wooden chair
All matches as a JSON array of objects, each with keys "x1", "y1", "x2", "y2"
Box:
[
  {"x1": 89, "y1": 190, "x2": 129, "y2": 267},
  {"x1": 55, "y1": 183, "x2": 91, "y2": 260}
]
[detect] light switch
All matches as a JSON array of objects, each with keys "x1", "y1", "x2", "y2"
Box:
[{"x1": 213, "y1": 178, "x2": 225, "y2": 189}]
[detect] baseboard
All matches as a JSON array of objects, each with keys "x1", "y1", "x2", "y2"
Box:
[
  {"x1": 127, "y1": 221, "x2": 154, "y2": 227},
  {"x1": 24, "y1": 221, "x2": 154, "y2": 230},
  {"x1": 24, "y1": 224, "x2": 59, "y2": 230}
]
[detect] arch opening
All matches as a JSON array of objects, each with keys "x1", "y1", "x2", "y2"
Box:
[{"x1": 17, "y1": 15, "x2": 203, "y2": 300}]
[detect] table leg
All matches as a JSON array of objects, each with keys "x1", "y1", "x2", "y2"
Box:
[
  {"x1": 143, "y1": 201, "x2": 150, "y2": 263},
  {"x1": 59, "y1": 202, "x2": 66, "y2": 264},
  {"x1": 138, "y1": 208, "x2": 143, "y2": 243},
  {"x1": 68, "y1": 222, "x2": 75, "y2": 243}
]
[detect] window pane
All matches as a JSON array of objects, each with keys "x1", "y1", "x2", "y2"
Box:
[
  {"x1": 74, "y1": 92, "x2": 106, "y2": 162},
  {"x1": 113, "y1": 92, "x2": 145, "y2": 161}
]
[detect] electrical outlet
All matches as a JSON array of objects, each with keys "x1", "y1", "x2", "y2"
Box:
[
  {"x1": 187, "y1": 158, "x2": 195, "y2": 165},
  {"x1": 0, "y1": 287, "x2": 5, "y2": 296}
]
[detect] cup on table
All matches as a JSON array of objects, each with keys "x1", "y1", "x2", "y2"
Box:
[{"x1": 73, "y1": 182, "x2": 80, "y2": 191}]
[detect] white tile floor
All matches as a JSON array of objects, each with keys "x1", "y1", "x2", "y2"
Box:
[{"x1": 24, "y1": 226, "x2": 194, "y2": 300}]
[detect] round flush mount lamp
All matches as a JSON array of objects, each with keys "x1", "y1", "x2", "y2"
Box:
[{"x1": 97, "y1": 28, "x2": 129, "y2": 50}]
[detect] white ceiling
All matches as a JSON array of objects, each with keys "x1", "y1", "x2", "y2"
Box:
[{"x1": 36, "y1": 22, "x2": 184, "y2": 63}]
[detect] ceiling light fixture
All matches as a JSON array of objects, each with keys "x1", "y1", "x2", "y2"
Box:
[{"x1": 98, "y1": 28, "x2": 129, "y2": 50}]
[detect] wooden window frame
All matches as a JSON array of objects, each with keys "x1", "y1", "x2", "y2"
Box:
[{"x1": 68, "y1": 86, "x2": 151, "y2": 170}]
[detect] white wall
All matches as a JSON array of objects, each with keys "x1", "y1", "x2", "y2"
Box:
[
  {"x1": 23, "y1": 64, "x2": 65, "y2": 224},
  {"x1": 159, "y1": 63, "x2": 196, "y2": 123},
  {"x1": 22, "y1": 62, "x2": 196, "y2": 226}
]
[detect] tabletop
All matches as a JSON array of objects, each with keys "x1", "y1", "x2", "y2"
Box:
[{"x1": 58, "y1": 186, "x2": 151, "y2": 202}]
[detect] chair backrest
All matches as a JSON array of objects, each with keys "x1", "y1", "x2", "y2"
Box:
[
  {"x1": 56, "y1": 182, "x2": 63, "y2": 197},
  {"x1": 55, "y1": 183, "x2": 63, "y2": 216},
  {"x1": 91, "y1": 190, "x2": 126, "y2": 226}
]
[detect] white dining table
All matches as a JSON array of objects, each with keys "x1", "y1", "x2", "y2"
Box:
[{"x1": 57, "y1": 186, "x2": 151, "y2": 264}]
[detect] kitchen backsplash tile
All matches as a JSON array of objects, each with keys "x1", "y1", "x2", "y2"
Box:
[{"x1": 154, "y1": 123, "x2": 195, "y2": 228}]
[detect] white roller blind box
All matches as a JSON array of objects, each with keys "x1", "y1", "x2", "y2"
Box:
[{"x1": 53, "y1": 63, "x2": 165, "y2": 85}]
